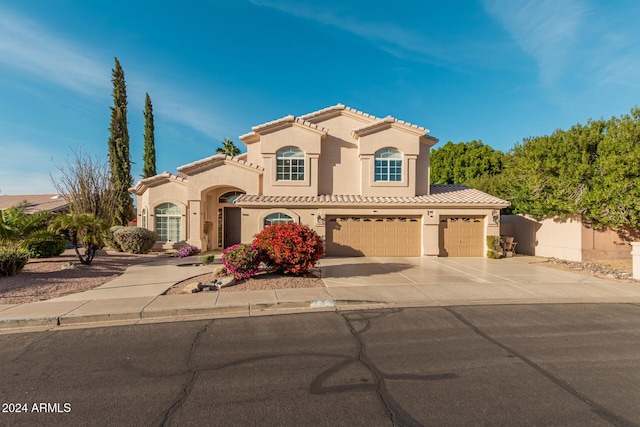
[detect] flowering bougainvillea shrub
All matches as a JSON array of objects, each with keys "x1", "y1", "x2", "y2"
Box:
[
  {"x1": 177, "y1": 244, "x2": 201, "y2": 258},
  {"x1": 252, "y1": 222, "x2": 324, "y2": 275},
  {"x1": 221, "y1": 243, "x2": 262, "y2": 279}
]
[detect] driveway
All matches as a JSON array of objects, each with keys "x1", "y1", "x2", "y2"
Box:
[{"x1": 319, "y1": 256, "x2": 640, "y2": 305}]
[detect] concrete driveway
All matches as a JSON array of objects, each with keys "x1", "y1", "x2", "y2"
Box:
[{"x1": 319, "y1": 256, "x2": 640, "y2": 305}]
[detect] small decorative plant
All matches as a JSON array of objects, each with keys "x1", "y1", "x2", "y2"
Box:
[
  {"x1": 177, "y1": 244, "x2": 201, "y2": 258},
  {"x1": 222, "y1": 243, "x2": 262, "y2": 279},
  {"x1": 486, "y1": 236, "x2": 502, "y2": 259},
  {"x1": 200, "y1": 253, "x2": 215, "y2": 265}
]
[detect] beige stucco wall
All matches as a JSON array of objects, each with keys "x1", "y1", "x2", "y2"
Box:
[
  {"x1": 502, "y1": 214, "x2": 634, "y2": 261},
  {"x1": 313, "y1": 114, "x2": 369, "y2": 195},
  {"x1": 501, "y1": 215, "x2": 583, "y2": 261},
  {"x1": 135, "y1": 179, "x2": 189, "y2": 249}
]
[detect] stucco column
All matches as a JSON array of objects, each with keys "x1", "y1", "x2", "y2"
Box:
[
  {"x1": 423, "y1": 212, "x2": 439, "y2": 256},
  {"x1": 186, "y1": 199, "x2": 204, "y2": 249},
  {"x1": 632, "y1": 242, "x2": 640, "y2": 280}
]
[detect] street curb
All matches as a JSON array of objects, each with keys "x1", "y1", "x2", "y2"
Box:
[
  {"x1": 0, "y1": 299, "x2": 361, "y2": 330},
  {"x1": 0, "y1": 317, "x2": 60, "y2": 329},
  {"x1": 58, "y1": 312, "x2": 143, "y2": 326}
]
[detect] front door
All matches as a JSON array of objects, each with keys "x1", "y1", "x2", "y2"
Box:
[{"x1": 223, "y1": 207, "x2": 241, "y2": 248}]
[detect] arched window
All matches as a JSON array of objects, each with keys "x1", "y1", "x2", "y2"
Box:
[
  {"x1": 155, "y1": 203, "x2": 181, "y2": 242},
  {"x1": 218, "y1": 191, "x2": 245, "y2": 203},
  {"x1": 264, "y1": 212, "x2": 294, "y2": 227},
  {"x1": 374, "y1": 148, "x2": 402, "y2": 182},
  {"x1": 276, "y1": 147, "x2": 305, "y2": 181}
]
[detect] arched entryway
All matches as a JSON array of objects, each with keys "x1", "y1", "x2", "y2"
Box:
[{"x1": 201, "y1": 187, "x2": 245, "y2": 251}]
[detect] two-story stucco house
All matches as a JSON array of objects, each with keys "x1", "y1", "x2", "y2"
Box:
[{"x1": 130, "y1": 104, "x2": 509, "y2": 257}]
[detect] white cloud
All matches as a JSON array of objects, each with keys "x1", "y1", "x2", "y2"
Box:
[
  {"x1": 482, "y1": 0, "x2": 587, "y2": 85},
  {"x1": 0, "y1": 7, "x2": 239, "y2": 145},
  {"x1": 249, "y1": 0, "x2": 452, "y2": 64},
  {"x1": 0, "y1": 7, "x2": 110, "y2": 95}
]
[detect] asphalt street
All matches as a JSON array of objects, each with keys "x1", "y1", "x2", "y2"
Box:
[{"x1": 1, "y1": 304, "x2": 640, "y2": 426}]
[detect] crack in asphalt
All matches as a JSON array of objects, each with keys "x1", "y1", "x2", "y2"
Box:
[
  {"x1": 5, "y1": 331, "x2": 55, "y2": 364},
  {"x1": 339, "y1": 310, "x2": 457, "y2": 427},
  {"x1": 444, "y1": 307, "x2": 640, "y2": 427},
  {"x1": 119, "y1": 310, "x2": 455, "y2": 427},
  {"x1": 157, "y1": 319, "x2": 214, "y2": 427}
]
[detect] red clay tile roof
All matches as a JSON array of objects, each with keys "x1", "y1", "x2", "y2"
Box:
[
  {"x1": 177, "y1": 154, "x2": 264, "y2": 175},
  {"x1": 129, "y1": 172, "x2": 188, "y2": 195},
  {"x1": 234, "y1": 185, "x2": 509, "y2": 208},
  {"x1": 239, "y1": 115, "x2": 329, "y2": 141}
]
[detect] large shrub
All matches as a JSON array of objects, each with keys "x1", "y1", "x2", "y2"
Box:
[
  {"x1": 252, "y1": 222, "x2": 324, "y2": 275},
  {"x1": 0, "y1": 244, "x2": 30, "y2": 277},
  {"x1": 112, "y1": 227, "x2": 158, "y2": 254},
  {"x1": 21, "y1": 230, "x2": 66, "y2": 258},
  {"x1": 222, "y1": 243, "x2": 262, "y2": 279},
  {"x1": 104, "y1": 225, "x2": 127, "y2": 251}
]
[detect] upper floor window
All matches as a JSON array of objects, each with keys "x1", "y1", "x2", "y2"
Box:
[
  {"x1": 374, "y1": 148, "x2": 402, "y2": 182},
  {"x1": 276, "y1": 147, "x2": 305, "y2": 181},
  {"x1": 155, "y1": 203, "x2": 181, "y2": 242}
]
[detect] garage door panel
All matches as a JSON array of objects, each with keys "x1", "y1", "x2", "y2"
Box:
[
  {"x1": 327, "y1": 216, "x2": 421, "y2": 257},
  {"x1": 439, "y1": 216, "x2": 484, "y2": 257}
]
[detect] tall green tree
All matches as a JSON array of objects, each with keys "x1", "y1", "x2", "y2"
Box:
[
  {"x1": 216, "y1": 137, "x2": 241, "y2": 156},
  {"x1": 142, "y1": 92, "x2": 156, "y2": 178},
  {"x1": 430, "y1": 140, "x2": 504, "y2": 185},
  {"x1": 582, "y1": 108, "x2": 640, "y2": 228},
  {"x1": 107, "y1": 57, "x2": 134, "y2": 226}
]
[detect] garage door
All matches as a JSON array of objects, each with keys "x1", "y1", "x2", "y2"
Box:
[
  {"x1": 439, "y1": 216, "x2": 484, "y2": 257},
  {"x1": 326, "y1": 216, "x2": 421, "y2": 256}
]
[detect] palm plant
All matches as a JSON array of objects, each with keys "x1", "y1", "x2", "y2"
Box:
[
  {"x1": 216, "y1": 137, "x2": 241, "y2": 157},
  {"x1": 0, "y1": 204, "x2": 52, "y2": 243},
  {"x1": 49, "y1": 214, "x2": 106, "y2": 265}
]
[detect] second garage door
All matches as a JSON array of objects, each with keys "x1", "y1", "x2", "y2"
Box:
[
  {"x1": 326, "y1": 216, "x2": 421, "y2": 256},
  {"x1": 439, "y1": 216, "x2": 484, "y2": 257}
]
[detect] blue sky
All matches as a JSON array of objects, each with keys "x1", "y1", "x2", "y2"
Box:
[{"x1": 1, "y1": 0, "x2": 639, "y2": 195}]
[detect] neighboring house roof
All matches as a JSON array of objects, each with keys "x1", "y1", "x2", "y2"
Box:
[
  {"x1": 235, "y1": 185, "x2": 509, "y2": 208},
  {"x1": 0, "y1": 194, "x2": 69, "y2": 214}
]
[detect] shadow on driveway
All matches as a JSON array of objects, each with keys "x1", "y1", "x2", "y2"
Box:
[{"x1": 319, "y1": 262, "x2": 414, "y2": 279}]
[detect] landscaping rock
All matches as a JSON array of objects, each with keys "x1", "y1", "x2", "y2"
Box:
[
  {"x1": 217, "y1": 276, "x2": 236, "y2": 288},
  {"x1": 60, "y1": 262, "x2": 78, "y2": 270},
  {"x1": 182, "y1": 282, "x2": 202, "y2": 294},
  {"x1": 211, "y1": 266, "x2": 227, "y2": 278}
]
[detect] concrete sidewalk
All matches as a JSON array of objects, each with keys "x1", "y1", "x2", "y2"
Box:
[{"x1": 1, "y1": 256, "x2": 639, "y2": 332}]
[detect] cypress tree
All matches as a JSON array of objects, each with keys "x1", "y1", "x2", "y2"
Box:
[
  {"x1": 142, "y1": 93, "x2": 157, "y2": 178},
  {"x1": 107, "y1": 57, "x2": 134, "y2": 226}
]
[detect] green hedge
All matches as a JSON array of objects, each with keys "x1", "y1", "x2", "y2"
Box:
[
  {"x1": 112, "y1": 227, "x2": 158, "y2": 254},
  {"x1": 0, "y1": 245, "x2": 30, "y2": 277},
  {"x1": 104, "y1": 226, "x2": 128, "y2": 252},
  {"x1": 21, "y1": 230, "x2": 67, "y2": 258}
]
